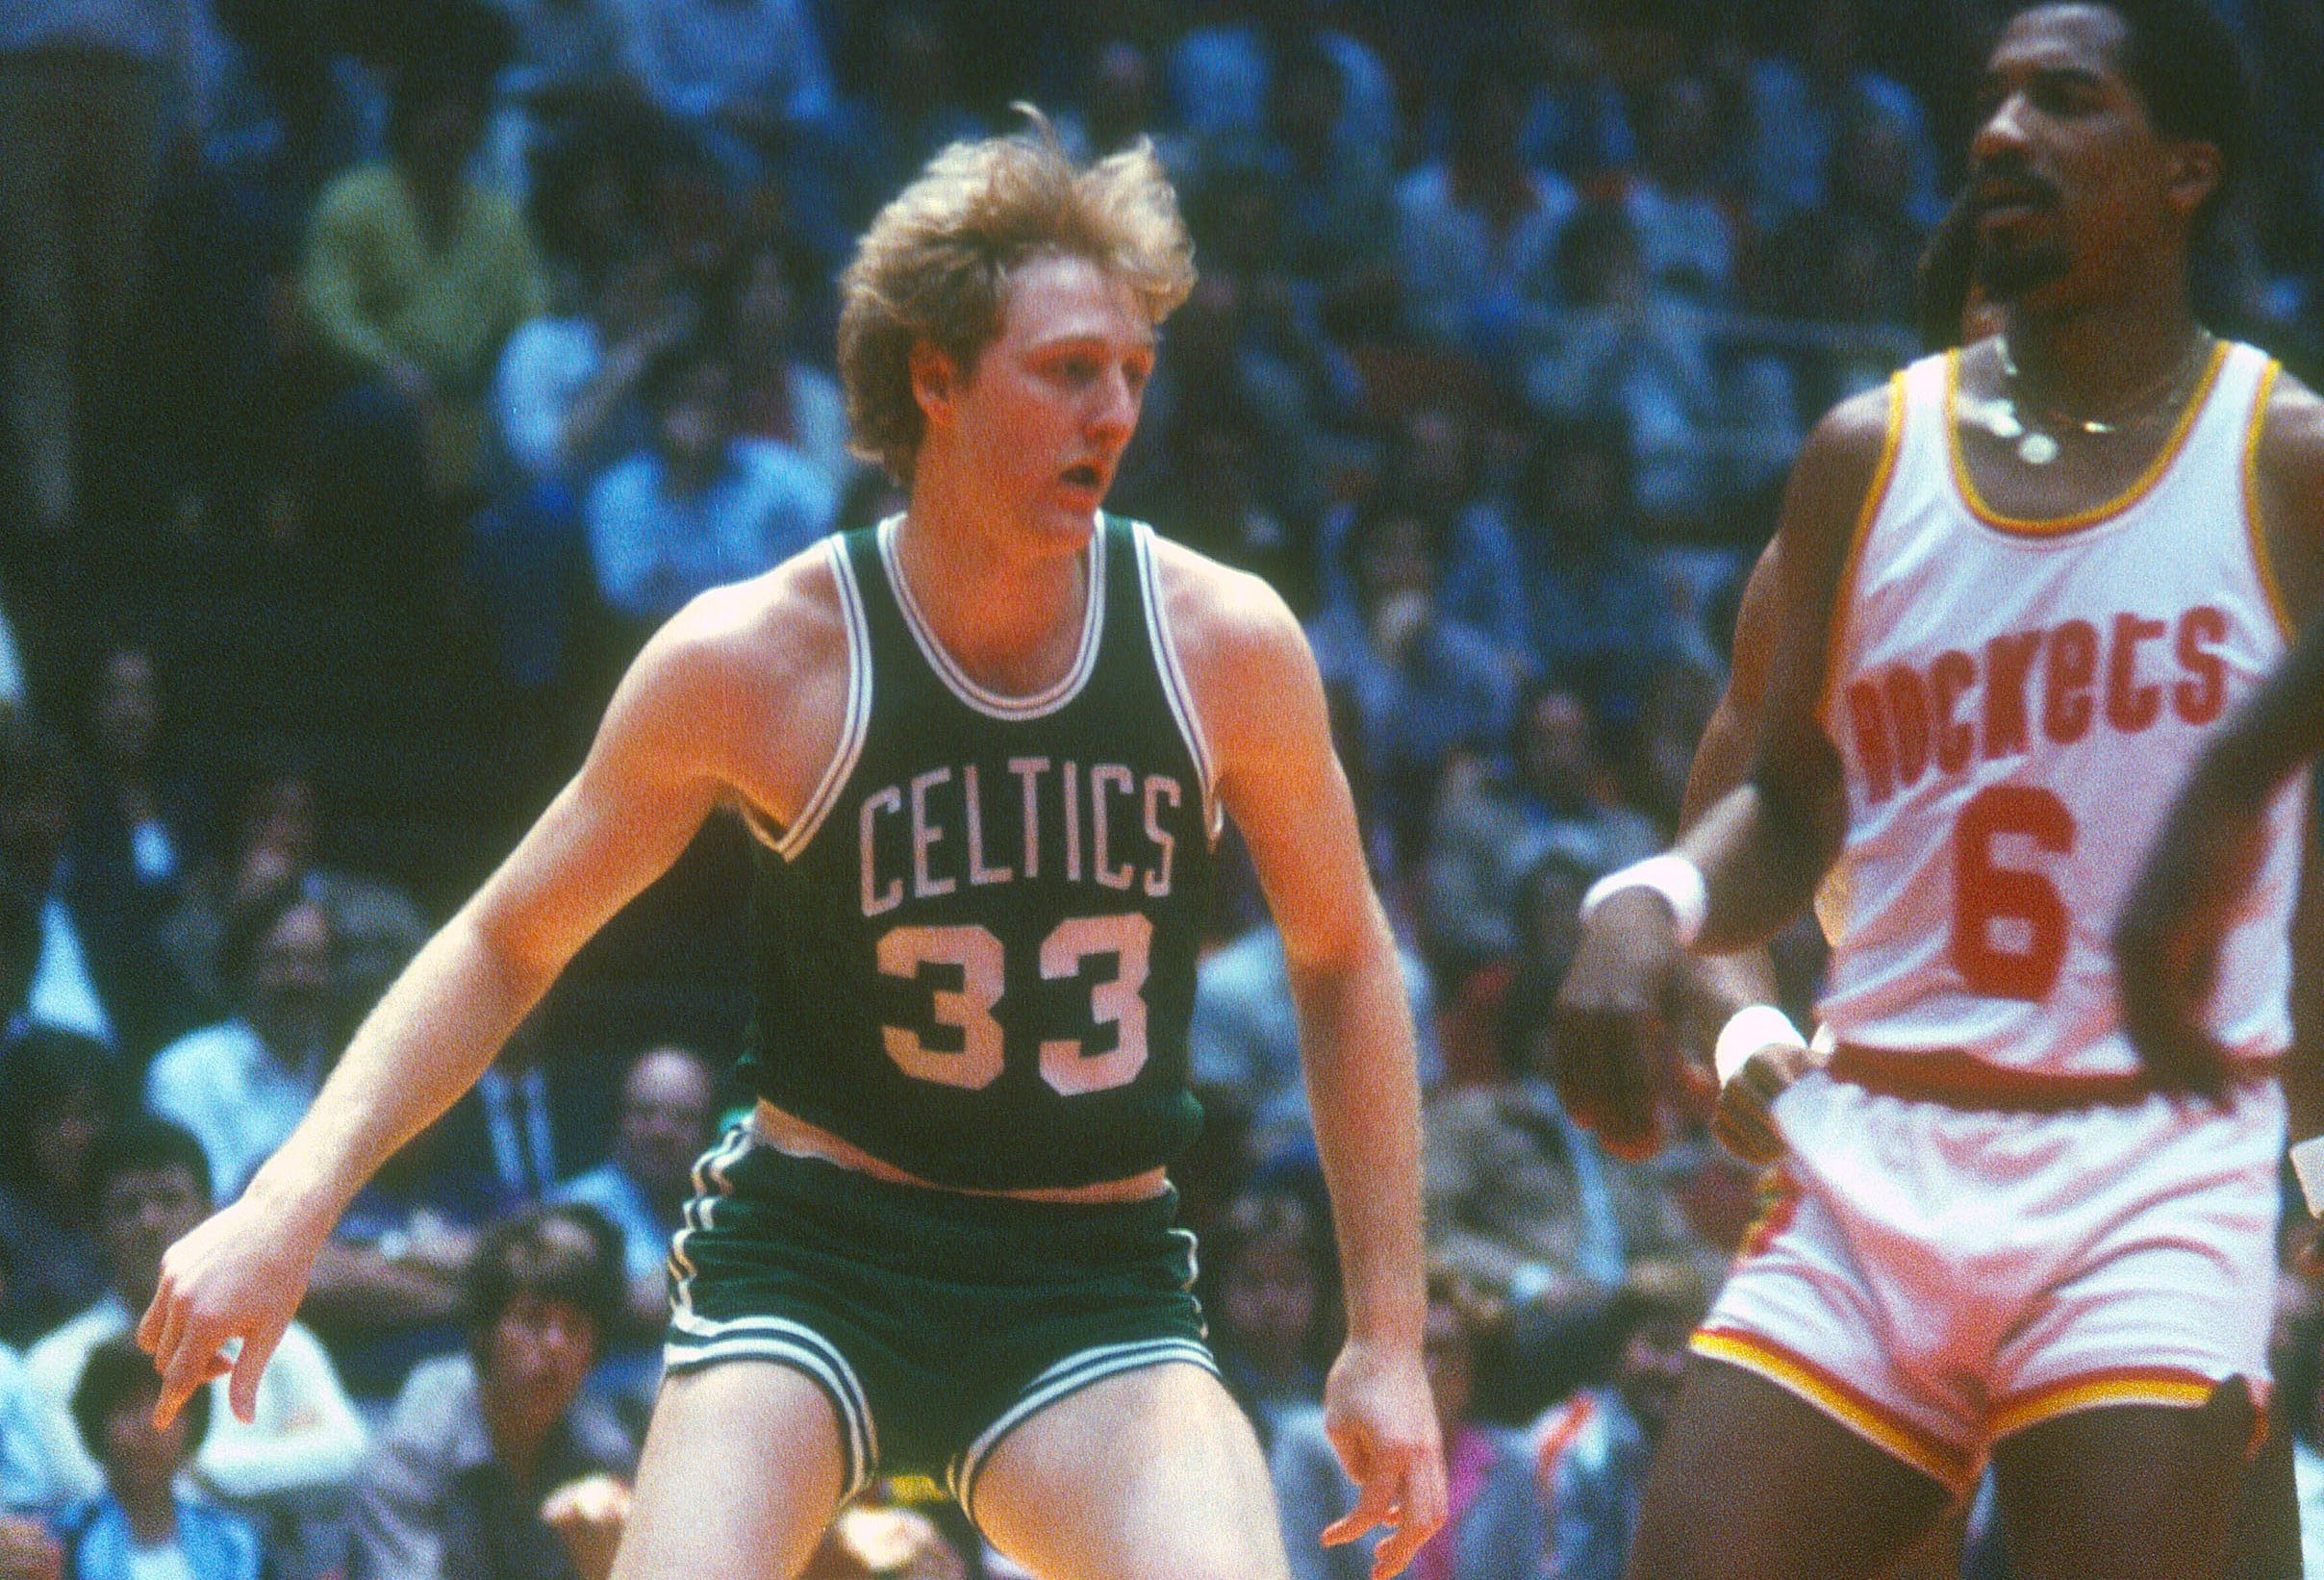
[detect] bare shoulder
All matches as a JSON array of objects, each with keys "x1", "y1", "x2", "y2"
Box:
[
  {"x1": 1143, "y1": 533, "x2": 1324, "y2": 771},
  {"x1": 1784, "y1": 377, "x2": 1899, "y2": 531},
  {"x1": 611, "y1": 543, "x2": 853, "y2": 827},
  {"x1": 2256, "y1": 365, "x2": 2324, "y2": 629},
  {"x1": 1145, "y1": 532, "x2": 1311, "y2": 678}
]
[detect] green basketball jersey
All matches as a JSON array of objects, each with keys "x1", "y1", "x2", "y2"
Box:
[{"x1": 735, "y1": 514, "x2": 1220, "y2": 1190}]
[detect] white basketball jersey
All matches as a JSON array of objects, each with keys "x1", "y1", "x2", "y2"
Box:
[{"x1": 1815, "y1": 340, "x2": 2300, "y2": 1077}]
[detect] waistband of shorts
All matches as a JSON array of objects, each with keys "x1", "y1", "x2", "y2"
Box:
[
  {"x1": 1826, "y1": 1045, "x2": 2280, "y2": 1113},
  {"x1": 749, "y1": 1100, "x2": 1172, "y2": 1206}
]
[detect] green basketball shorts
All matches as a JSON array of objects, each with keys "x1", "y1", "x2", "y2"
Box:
[{"x1": 661, "y1": 1123, "x2": 1216, "y2": 1517}]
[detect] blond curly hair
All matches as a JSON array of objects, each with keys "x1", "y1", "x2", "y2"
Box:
[{"x1": 836, "y1": 109, "x2": 1196, "y2": 481}]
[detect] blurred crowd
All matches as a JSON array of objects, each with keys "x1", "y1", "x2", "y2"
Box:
[{"x1": 2, "y1": 0, "x2": 2323, "y2": 1576}]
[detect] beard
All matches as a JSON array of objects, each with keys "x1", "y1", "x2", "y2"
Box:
[{"x1": 1974, "y1": 230, "x2": 2072, "y2": 301}]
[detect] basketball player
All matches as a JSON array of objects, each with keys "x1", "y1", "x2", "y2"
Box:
[
  {"x1": 135, "y1": 123, "x2": 1447, "y2": 1580},
  {"x1": 1554, "y1": 3, "x2": 2324, "y2": 1575}
]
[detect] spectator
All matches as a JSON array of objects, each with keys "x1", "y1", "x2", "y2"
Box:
[
  {"x1": 1508, "y1": 417, "x2": 1677, "y2": 715},
  {"x1": 1272, "y1": 1265, "x2": 1549, "y2": 1580},
  {"x1": 494, "y1": 244, "x2": 688, "y2": 496},
  {"x1": 791, "y1": 4, "x2": 984, "y2": 268},
  {"x1": 1524, "y1": 200, "x2": 1719, "y2": 533},
  {"x1": 1057, "y1": 38, "x2": 1181, "y2": 172},
  {"x1": 1317, "y1": 408, "x2": 1529, "y2": 681},
  {"x1": 1621, "y1": 77, "x2": 1740, "y2": 305},
  {"x1": 1395, "y1": 50, "x2": 1571, "y2": 362},
  {"x1": 1421, "y1": 1002, "x2": 1705, "y2": 1333},
  {"x1": 23, "y1": 1116, "x2": 366, "y2": 1574},
  {"x1": 0, "y1": 0, "x2": 216, "y2": 539},
  {"x1": 1, "y1": 1272, "x2": 59, "y2": 1520},
  {"x1": 1247, "y1": 36, "x2": 1395, "y2": 305},
  {"x1": 1164, "y1": 0, "x2": 1397, "y2": 175},
  {"x1": 1743, "y1": 0, "x2": 1940, "y2": 230},
  {"x1": 722, "y1": 240, "x2": 854, "y2": 496},
  {"x1": 1421, "y1": 685, "x2": 1659, "y2": 989},
  {"x1": 50, "y1": 1341, "x2": 263, "y2": 1580},
  {"x1": 349, "y1": 1205, "x2": 637, "y2": 1580},
  {"x1": 1513, "y1": 0, "x2": 1635, "y2": 183},
  {"x1": 484, "y1": 242, "x2": 692, "y2": 692},
  {"x1": 145, "y1": 885, "x2": 334, "y2": 1204},
  {"x1": 552, "y1": 1044, "x2": 717, "y2": 1336},
  {"x1": 1200, "y1": 1190, "x2": 1335, "y2": 1451},
  {"x1": 493, "y1": 0, "x2": 638, "y2": 117},
  {"x1": 1528, "y1": 1264, "x2": 1708, "y2": 1580},
  {"x1": 583, "y1": 339, "x2": 837, "y2": 626},
  {"x1": 64, "y1": 643, "x2": 207, "y2": 1061},
  {"x1": 0, "y1": 1028, "x2": 122, "y2": 1348},
  {"x1": 1305, "y1": 492, "x2": 1514, "y2": 864},
  {"x1": 301, "y1": 34, "x2": 544, "y2": 558},
  {"x1": 1, "y1": 722, "x2": 113, "y2": 1049},
  {"x1": 619, "y1": 0, "x2": 832, "y2": 150},
  {"x1": 1496, "y1": 849, "x2": 1596, "y2": 1089},
  {"x1": 160, "y1": 765, "x2": 429, "y2": 1024}
]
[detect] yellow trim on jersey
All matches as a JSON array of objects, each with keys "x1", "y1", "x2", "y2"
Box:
[
  {"x1": 1691, "y1": 1327, "x2": 1974, "y2": 1492},
  {"x1": 2241, "y1": 358, "x2": 2293, "y2": 640},
  {"x1": 1988, "y1": 1368, "x2": 2216, "y2": 1442},
  {"x1": 1943, "y1": 340, "x2": 2229, "y2": 539},
  {"x1": 1816, "y1": 370, "x2": 1907, "y2": 726}
]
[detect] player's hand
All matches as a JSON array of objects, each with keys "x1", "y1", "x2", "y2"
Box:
[
  {"x1": 542, "y1": 1472, "x2": 632, "y2": 1580},
  {"x1": 1710, "y1": 1041, "x2": 1816, "y2": 1166},
  {"x1": 1552, "y1": 889, "x2": 1689, "y2": 1159},
  {"x1": 1319, "y1": 1337, "x2": 1448, "y2": 1580},
  {"x1": 136, "y1": 1194, "x2": 327, "y2": 1429},
  {"x1": 2112, "y1": 813, "x2": 2260, "y2": 1102}
]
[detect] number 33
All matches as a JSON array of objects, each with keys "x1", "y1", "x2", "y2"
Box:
[{"x1": 875, "y1": 915, "x2": 1153, "y2": 1094}]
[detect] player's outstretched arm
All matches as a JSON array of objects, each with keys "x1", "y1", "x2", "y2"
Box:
[
  {"x1": 2117, "y1": 372, "x2": 2324, "y2": 1098},
  {"x1": 1160, "y1": 544, "x2": 1446, "y2": 1580},
  {"x1": 138, "y1": 588, "x2": 799, "y2": 1430},
  {"x1": 1553, "y1": 384, "x2": 1891, "y2": 1158}
]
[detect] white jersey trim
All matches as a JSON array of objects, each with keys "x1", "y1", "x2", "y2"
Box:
[
  {"x1": 1130, "y1": 521, "x2": 1222, "y2": 841},
  {"x1": 876, "y1": 513, "x2": 1106, "y2": 720},
  {"x1": 745, "y1": 536, "x2": 874, "y2": 862}
]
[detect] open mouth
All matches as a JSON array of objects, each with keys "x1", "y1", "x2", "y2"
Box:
[
  {"x1": 1059, "y1": 464, "x2": 1105, "y2": 491},
  {"x1": 1973, "y1": 179, "x2": 2054, "y2": 222}
]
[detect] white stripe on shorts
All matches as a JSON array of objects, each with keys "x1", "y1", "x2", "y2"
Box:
[
  {"x1": 664, "y1": 1312, "x2": 879, "y2": 1501},
  {"x1": 947, "y1": 1337, "x2": 1219, "y2": 1519}
]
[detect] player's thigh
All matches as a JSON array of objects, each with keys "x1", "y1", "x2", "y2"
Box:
[
  {"x1": 1628, "y1": 1357, "x2": 1953, "y2": 1580},
  {"x1": 1989, "y1": 1379, "x2": 2261, "y2": 1580},
  {"x1": 609, "y1": 1360, "x2": 848, "y2": 1580},
  {"x1": 972, "y1": 1360, "x2": 1291, "y2": 1580}
]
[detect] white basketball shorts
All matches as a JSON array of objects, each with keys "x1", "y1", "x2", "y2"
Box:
[{"x1": 1694, "y1": 1068, "x2": 2284, "y2": 1493}]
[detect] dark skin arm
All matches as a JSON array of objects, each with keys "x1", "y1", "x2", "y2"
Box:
[
  {"x1": 1554, "y1": 384, "x2": 1890, "y2": 1158},
  {"x1": 1682, "y1": 543, "x2": 1824, "y2": 1166},
  {"x1": 2114, "y1": 370, "x2": 2324, "y2": 1110}
]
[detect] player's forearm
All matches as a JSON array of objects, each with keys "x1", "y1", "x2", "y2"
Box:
[
  {"x1": 1679, "y1": 773, "x2": 1839, "y2": 955},
  {"x1": 239, "y1": 914, "x2": 560, "y2": 1241},
  {"x1": 1289, "y1": 918, "x2": 1428, "y2": 1349}
]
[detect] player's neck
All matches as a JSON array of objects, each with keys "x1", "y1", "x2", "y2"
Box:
[
  {"x1": 893, "y1": 476, "x2": 1091, "y2": 690},
  {"x1": 1997, "y1": 287, "x2": 2205, "y2": 419}
]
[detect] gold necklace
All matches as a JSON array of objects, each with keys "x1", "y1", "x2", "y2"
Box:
[{"x1": 1975, "y1": 335, "x2": 2210, "y2": 465}]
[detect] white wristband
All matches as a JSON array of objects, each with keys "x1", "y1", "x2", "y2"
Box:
[
  {"x1": 2290, "y1": 1137, "x2": 2324, "y2": 1218},
  {"x1": 1714, "y1": 1005, "x2": 1807, "y2": 1086},
  {"x1": 1580, "y1": 853, "x2": 1708, "y2": 949}
]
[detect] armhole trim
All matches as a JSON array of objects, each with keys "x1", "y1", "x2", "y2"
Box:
[
  {"x1": 2243, "y1": 357, "x2": 2293, "y2": 641},
  {"x1": 1816, "y1": 370, "x2": 1906, "y2": 726},
  {"x1": 1133, "y1": 524, "x2": 1222, "y2": 841},
  {"x1": 767, "y1": 538, "x2": 872, "y2": 861}
]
